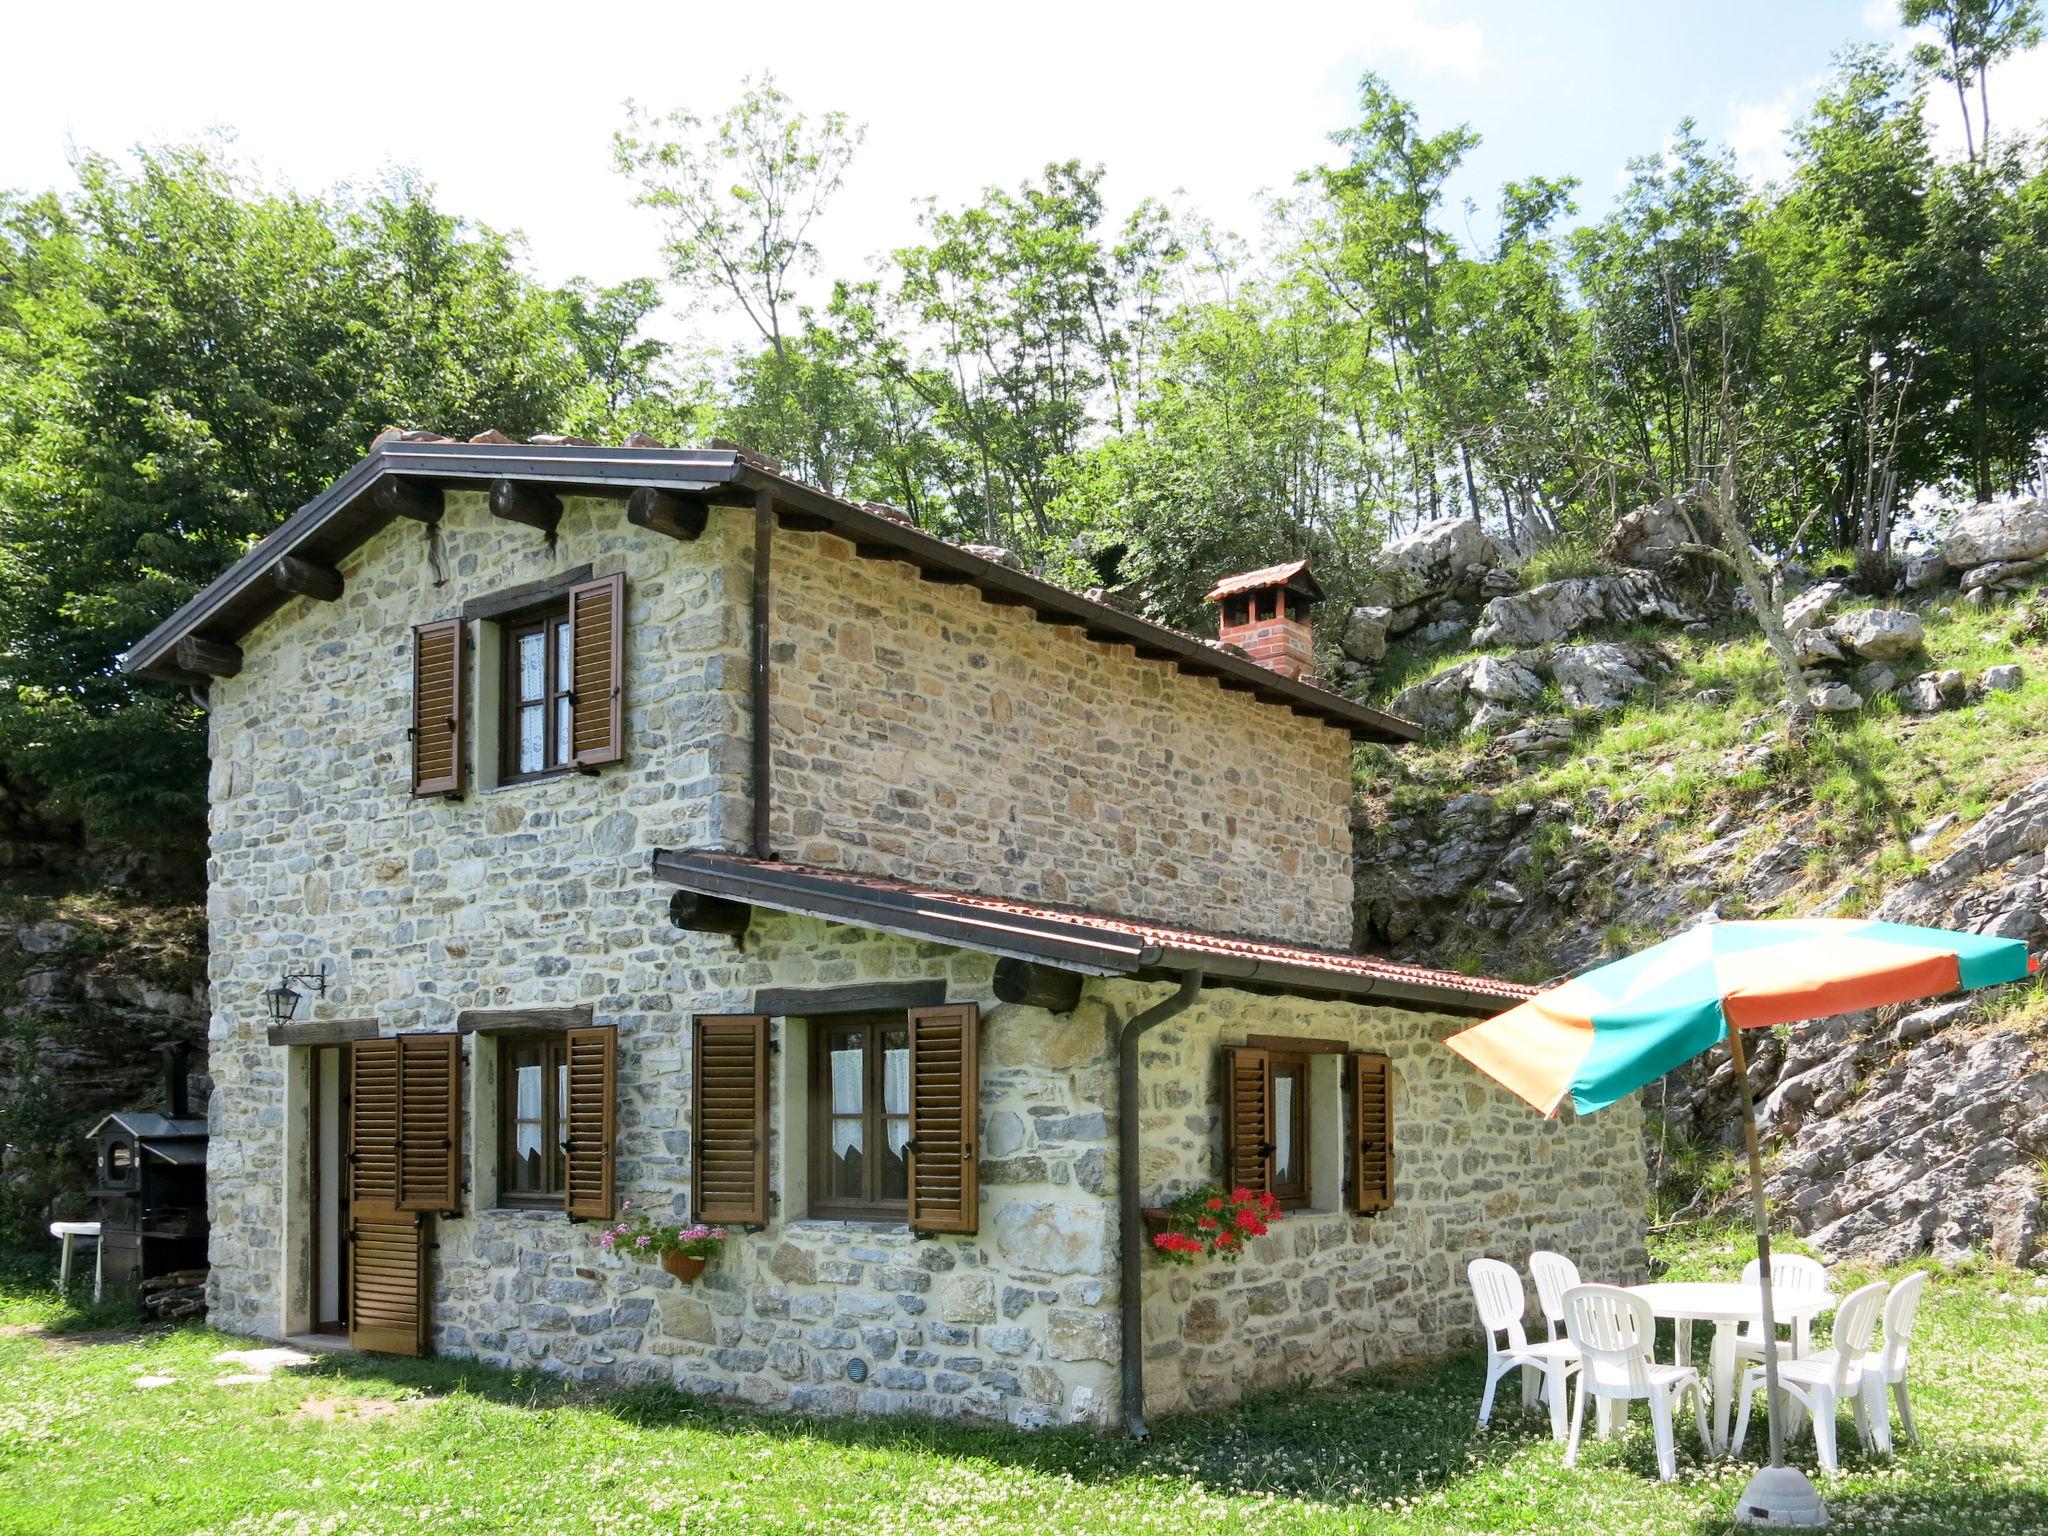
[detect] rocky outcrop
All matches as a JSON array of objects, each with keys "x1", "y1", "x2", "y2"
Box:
[
  {"x1": 1371, "y1": 516, "x2": 1503, "y2": 602},
  {"x1": 1390, "y1": 642, "x2": 1670, "y2": 734},
  {"x1": 0, "y1": 892, "x2": 207, "y2": 1236},
  {"x1": 1602, "y1": 498, "x2": 1700, "y2": 570},
  {"x1": 1944, "y1": 497, "x2": 2048, "y2": 570},
  {"x1": 1472, "y1": 570, "x2": 1695, "y2": 648}
]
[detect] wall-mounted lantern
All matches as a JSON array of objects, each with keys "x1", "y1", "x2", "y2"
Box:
[{"x1": 264, "y1": 964, "x2": 329, "y2": 1025}]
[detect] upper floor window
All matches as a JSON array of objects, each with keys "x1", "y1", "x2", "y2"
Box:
[
  {"x1": 501, "y1": 604, "x2": 576, "y2": 782},
  {"x1": 409, "y1": 571, "x2": 625, "y2": 799}
]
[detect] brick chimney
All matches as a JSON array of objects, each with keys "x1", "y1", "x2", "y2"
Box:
[{"x1": 1204, "y1": 560, "x2": 1324, "y2": 682}]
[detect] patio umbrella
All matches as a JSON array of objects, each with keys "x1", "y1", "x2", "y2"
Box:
[{"x1": 1445, "y1": 916, "x2": 2036, "y2": 1527}]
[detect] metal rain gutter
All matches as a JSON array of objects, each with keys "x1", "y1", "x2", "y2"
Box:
[{"x1": 1117, "y1": 968, "x2": 1203, "y2": 1440}]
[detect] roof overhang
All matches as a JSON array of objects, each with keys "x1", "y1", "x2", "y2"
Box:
[
  {"x1": 653, "y1": 848, "x2": 1524, "y2": 1018},
  {"x1": 118, "y1": 440, "x2": 1418, "y2": 744}
]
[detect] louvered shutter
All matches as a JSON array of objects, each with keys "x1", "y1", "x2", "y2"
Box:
[
  {"x1": 396, "y1": 1034, "x2": 461, "y2": 1213},
  {"x1": 692, "y1": 1015, "x2": 768, "y2": 1224},
  {"x1": 906, "y1": 1003, "x2": 980, "y2": 1234},
  {"x1": 347, "y1": 1039, "x2": 429, "y2": 1356},
  {"x1": 411, "y1": 619, "x2": 466, "y2": 796},
  {"x1": 349, "y1": 1039, "x2": 401, "y2": 1206},
  {"x1": 348, "y1": 1207, "x2": 428, "y2": 1356},
  {"x1": 567, "y1": 573, "x2": 625, "y2": 768},
  {"x1": 1221, "y1": 1046, "x2": 1272, "y2": 1195},
  {"x1": 1349, "y1": 1052, "x2": 1395, "y2": 1214},
  {"x1": 563, "y1": 1026, "x2": 617, "y2": 1220}
]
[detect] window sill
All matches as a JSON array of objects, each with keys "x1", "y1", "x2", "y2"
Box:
[
  {"x1": 480, "y1": 769, "x2": 580, "y2": 795},
  {"x1": 487, "y1": 1203, "x2": 571, "y2": 1220},
  {"x1": 783, "y1": 1216, "x2": 912, "y2": 1236}
]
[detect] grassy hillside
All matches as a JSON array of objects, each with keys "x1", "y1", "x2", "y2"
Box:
[{"x1": 1354, "y1": 583, "x2": 2048, "y2": 1001}]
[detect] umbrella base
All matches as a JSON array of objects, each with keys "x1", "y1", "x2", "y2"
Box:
[{"x1": 1733, "y1": 1466, "x2": 1828, "y2": 1528}]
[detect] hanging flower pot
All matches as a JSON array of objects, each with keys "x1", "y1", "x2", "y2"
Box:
[{"x1": 591, "y1": 1201, "x2": 730, "y2": 1284}]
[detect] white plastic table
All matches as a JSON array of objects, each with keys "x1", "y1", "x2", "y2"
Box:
[
  {"x1": 48, "y1": 1220, "x2": 103, "y2": 1303},
  {"x1": 1628, "y1": 1281, "x2": 1835, "y2": 1453}
]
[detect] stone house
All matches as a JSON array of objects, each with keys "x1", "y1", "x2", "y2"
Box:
[{"x1": 123, "y1": 434, "x2": 1646, "y2": 1431}]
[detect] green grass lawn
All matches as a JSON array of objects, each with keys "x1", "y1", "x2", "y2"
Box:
[{"x1": 2, "y1": 1239, "x2": 2043, "y2": 1536}]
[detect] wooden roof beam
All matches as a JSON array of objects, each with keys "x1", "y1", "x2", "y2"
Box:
[
  {"x1": 271, "y1": 555, "x2": 343, "y2": 602},
  {"x1": 174, "y1": 636, "x2": 243, "y2": 679},
  {"x1": 488, "y1": 479, "x2": 562, "y2": 535}
]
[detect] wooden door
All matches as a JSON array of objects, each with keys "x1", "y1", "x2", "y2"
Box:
[{"x1": 346, "y1": 1040, "x2": 430, "y2": 1355}]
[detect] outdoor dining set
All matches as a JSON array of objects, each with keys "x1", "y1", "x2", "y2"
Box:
[{"x1": 1470, "y1": 1250, "x2": 1928, "y2": 1482}]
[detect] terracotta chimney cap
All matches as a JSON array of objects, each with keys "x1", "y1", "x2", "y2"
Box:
[{"x1": 1204, "y1": 560, "x2": 1324, "y2": 604}]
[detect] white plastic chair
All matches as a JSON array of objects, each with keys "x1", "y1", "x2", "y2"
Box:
[
  {"x1": 1732, "y1": 1278, "x2": 1888, "y2": 1473},
  {"x1": 1468, "y1": 1258, "x2": 1579, "y2": 1442},
  {"x1": 1735, "y1": 1253, "x2": 1830, "y2": 1361},
  {"x1": 1563, "y1": 1283, "x2": 1709, "y2": 1483},
  {"x1": 1861, "y1": 1270, "x2": 1927, "y2": 1448},
  {"x1": 1529, "y1": 1250, "x2": 1582, "y2": 1342}
]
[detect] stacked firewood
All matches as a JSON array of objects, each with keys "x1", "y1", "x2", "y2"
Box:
[{"x1": 140, "y1": 1268, "x2": 208, "y2": 1321}]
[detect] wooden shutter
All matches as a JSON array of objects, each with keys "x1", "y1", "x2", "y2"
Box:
[
  {"x1": 692, "y1": 1015, "x2": 768, "y2": 1224},
  {"x1": 1221, "y1": 1046, "x2": 1272, "y2": 1195},
  {"x1": 563, "y1": 1026, "x2": 617, "y2": 1220},
  {"x1": 411, "y1": 619, "x2": 466, "y2": 796},
  {"x1": 396, "y1": 1034, "x2": 461, "y2": 1213},
  {"x1": 567, "y1": 573, "x2": 625, "y2": 768},
  {"x1": 347, "y1": 1040, "x2": 429, "y2": 1356},
  {"x1": 349, "y1": 1039, "x2": 402, "y2": 1207},
  {"x1": 1349, "y1": 1052, "x2": 1395, "y2": 1213},
  {"x1": 907, "y1": 1003, "x2": 980, "y2": 1234},
  {"x1": 348, "y1": 1207, "x2": 428, "y2": 1356}
]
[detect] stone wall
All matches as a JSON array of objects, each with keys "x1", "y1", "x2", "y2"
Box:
[
  {"x1": 201, "y1": 490, "x2": 753, "y2": 1335},
  {"x1": 768, "y1": 529, "x2": 1358, "y2": 948},
  {"x1": 1131, "y1": 984, "x2": 1648, "y2": 1417}
]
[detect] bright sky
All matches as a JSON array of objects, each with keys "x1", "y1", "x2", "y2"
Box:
[{"x1": 5, "y1": 0, "x2": 2044, "y2": 352}]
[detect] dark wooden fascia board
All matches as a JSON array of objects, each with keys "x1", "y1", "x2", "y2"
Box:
[
  {"x1": 266, "y1": 1016, "x2": 380, "y2": 1046},
  {"x1": 119, "y1": 440, "x2": 1419, "y2": 742},
  {"x1": 456, "y1": 1005, "x2": 597, "y2": 1035},
  {"x1": 653, "y1": 849, "x2": 1522, "y2": 1015},
  {"x1": 752, "y1": 980, "x2": 948, "y2": 1016},
  {"x1": 460, "y1": 564, "x2": 595, "y2": 623},
  {"x1": 724, "y1": 463, "x2": 1417, "y2": 743},
  {"x1": 652, "y1": 850, "x2": 1141, "y2": 976}
]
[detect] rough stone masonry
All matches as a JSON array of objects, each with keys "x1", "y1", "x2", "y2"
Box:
[{"x1": 195, "y1": 481, "x2": 1646, "y2": 1427}]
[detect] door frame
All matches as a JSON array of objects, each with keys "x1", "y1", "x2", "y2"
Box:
[{"x1": 311, "y1": 1044, "x2": 350, "y2": 1334}]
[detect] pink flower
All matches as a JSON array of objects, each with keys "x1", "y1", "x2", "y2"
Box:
[{"x1": 620, "y1": 1199, "x2": 631, "y2": 1211}]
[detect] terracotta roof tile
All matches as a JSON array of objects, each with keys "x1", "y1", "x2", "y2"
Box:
[{"x1": 656, "y1": 850, "x2": 1534, "y2": 1009}]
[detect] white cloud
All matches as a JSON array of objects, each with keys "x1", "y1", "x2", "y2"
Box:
[
  {"x1": 1726, "y1": 76, "x2": 1826, "y2": 187},
  {"x1": 1920, "y1": 47, "x2": 2048, "y2": 157}
]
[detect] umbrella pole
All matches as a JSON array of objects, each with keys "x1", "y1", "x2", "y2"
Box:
[{"x1": 1727, "y1": 1022, "x2": 1786, "y2": 1469}]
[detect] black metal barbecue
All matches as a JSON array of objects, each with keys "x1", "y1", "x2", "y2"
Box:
[{"x1": 87, "y1": 1042, "x2": 208, "y2": 1292}]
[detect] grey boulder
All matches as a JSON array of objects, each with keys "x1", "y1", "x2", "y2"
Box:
[
  {"x1": 1829, "y1": 608, "x2": 1925, "y2": 662},
  {"x1": 1944, "y1": 498, "x2": 2048, "y2": 569}
]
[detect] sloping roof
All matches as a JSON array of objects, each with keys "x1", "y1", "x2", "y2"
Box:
[
  {"x1": 119, "y1": 437, "x2": 1417, "y2": 744},
  {"x1": 653, "y1": 849, "x2": 1532, "y2": 1017},
  {"x1": 88, "y1": 1111, "x2": 208, "y2": 1142},
  {"x1": 1205, "y1": 560, "x2": 1325, "y2": 603}
]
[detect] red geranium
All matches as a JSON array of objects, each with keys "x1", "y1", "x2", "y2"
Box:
[{"x1": 1150, "y1": 1183, "x2": 1282, "y2": 1265}]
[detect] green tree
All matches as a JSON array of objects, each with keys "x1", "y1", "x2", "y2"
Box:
[
  {"x1": 1901, "y1": 0, "x2": 2042, "y2": 162},
  {"x1": 0, "y1": 145, "x2": 641, "y2": 839}
]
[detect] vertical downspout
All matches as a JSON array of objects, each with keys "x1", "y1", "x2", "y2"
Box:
[
  {"x1": 750, "y1": 489, "x2": 774, "y2": 860},
  {"x1": 1118, "y1": 968, "x2": 1203, "y2": 1440}
]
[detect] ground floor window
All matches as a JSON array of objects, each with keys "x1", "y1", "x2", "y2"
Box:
[
  {"x1": 809, "y1": 1015, "x2": 911, "y2": 1218},
  {"x1": 499, "y1": 1034, "x2": 568, "y2": 1206},
  {"x1": 1267, "y1": 1052, "x2": 1311, "y2": 1208}
]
